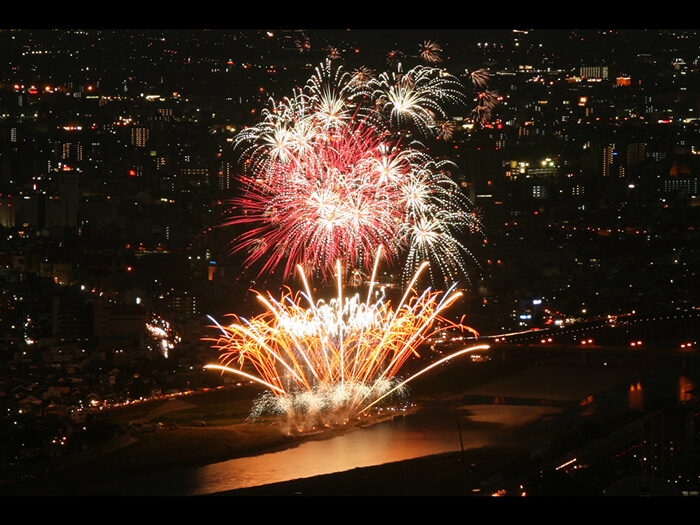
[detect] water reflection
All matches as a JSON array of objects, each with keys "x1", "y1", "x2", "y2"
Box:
[
  {"x1": 578, "y1": 395, "x2": 594, "y2": 417},
  {"x1": 572, "y1": 372, "x2": 697, "y2": 420},
  {"x1": 628, "y1": 381, "x2": 644, "y2": 412},
  {"x1": 88, "y1": 403, "x2": 520, "y2": 496},
  {"x1": 679, "y1": 375, "x2": 696, "y2": 403},
  {"x1": 85, "y1": 367, "x2": 698, "y2": 496},
  {"x1": 188, "y1": 406, "x2": 497, "y2": 496}
]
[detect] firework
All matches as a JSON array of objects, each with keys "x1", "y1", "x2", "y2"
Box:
[
  {"x1": 351, "y1": 66, "x2": 375, "y2": 84},
  {"x1": 469, "y1": 68, "x2": 491, "y2": 90},
  {"x1": 228, "y1": 60, "x2": 484, "y2": 286},
  {"x1": 304, "y1": 60, "x2": 372, "y2": 129},
  {"x1": 326, "y1": 46, "x2": 341, "y2": 60},
  {"x1": 233, "y1": 93, "x2": 317, "y2": 166},
  {"x1": 229, "y1": 120, "x2": 480, "y2": 283},
  {"x1": 205, "y1": 255, "x2": 487, "y2": 432},
  {"x1": 386, "y1": 49, "x2": 405, "y2": 68},
  {"x1": 370, "y1": 66, "x2": 467, "y2": 138},
  {"x1": 471, "y1": 89, "x2": 499, "y2": 123},
  {"x1": 436, "y1": 120, "x2": 457, "y2": 141},
  {"x1": 419, "y1": 40, "x2": 443, "y2": 64},
  {"x1": 471, "y1": 104, "x2": 491, "y2": 124},
  {"x1": 231, "y1": 122, "x2": 400, "y2": 279},
  {"x1": 296, "y1": 33, "x2": 311, "y2": 54}
]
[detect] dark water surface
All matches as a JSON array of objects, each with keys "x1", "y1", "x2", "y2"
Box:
[
  {"x1": 80, "y1": 361, "x2": 697, "y2": 496},
  {"x1": 86, "y1": 402, "x2": 511, "y2": 496}
]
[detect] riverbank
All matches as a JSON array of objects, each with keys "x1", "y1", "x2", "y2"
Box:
[
  {"x1": 1, "y1": 401, "x2": 422, "y2": 496},
  {"x1": 215, "y1": 445, "x2": 533, "y2": 496},
  {"x1": 208, "y1": 361, "x2": 655, "y2": 496},
  {"x1": 4, "y1": 353, "x2": 675, "y2": 496}
]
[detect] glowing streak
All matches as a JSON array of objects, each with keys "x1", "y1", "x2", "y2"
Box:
[
  {"x1": 207, "y1": 314, "x2": 228, "y2": 337},
  {"x1": 367, "y1": 284, "x2": 461, "y2": 389},
  {"x1": 556, "y1": 458, "x2": 578, "y2": 471},
  {"x1": 221, "y1": 311, "x2": 311, "y2": 392},
  {"x1": 366, "y1": 244, "x2": 383, "y2": 307},
  {"x1": 257, "y1": 294, "x2": 322, "y2": 383},
  {"x1": 337, "y1": 259, "x2": 345, "y2": 388},
  {"x1": 360, "y1": 344, "x2": 491, "y2": 413},
  {"x1": 206, "y1": 256, "x2": 482, "y2": 430},
  {"x1": 204, "y1": 364, "x2": 286, "y2": 394}
]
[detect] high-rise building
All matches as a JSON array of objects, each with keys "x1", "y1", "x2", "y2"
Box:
[
  {"x1": 218, "y1": 160, "x2": 234, "y2": 191},
  {"x1": 131, "y1": 127, "x2": 150, "y2": 148},
  {"x1": 626, "y1": 143, "x2": 646, "y2": 166},
  {"x1": 61, "y1": 142, "x2": 83, "y2": 163},
  {"x1": 0, "y1": 193, "x2": 14, "y2": 227},
  {"x1": 580, "y1": 66, "x2": 609, "y2": 80},
  {"x1": 602, "y1": 145, "x2": 615, "y2": 177},
  {"x1": 45, "y1": 170, "x2": 79, "y2": 228},
  {"x1": 180, "y1": 167, "x2": 209, "y2": 187}
]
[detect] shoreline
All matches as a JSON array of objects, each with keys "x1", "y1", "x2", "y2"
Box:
[
  {"x1": 0, "y1": 401, "x2": 425, "y2": 496},
  {"x1": 4, "y1": 357, "x2": 682, "y2": 496}
]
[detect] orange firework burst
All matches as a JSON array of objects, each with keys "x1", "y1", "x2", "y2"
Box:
[
  {"x1": 419, "y1": 40, "x2": 443, "y2": 64},
  {"x1": 205, "y1": 251, "x2": 487, "y2": 432}
]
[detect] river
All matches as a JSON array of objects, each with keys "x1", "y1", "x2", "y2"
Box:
[
  {"x1": 82, "y1": 355, "x2": 698, "y2": 496},
  {"x1": 85, "y1": 400, "x2": 559, "y2": 496}
]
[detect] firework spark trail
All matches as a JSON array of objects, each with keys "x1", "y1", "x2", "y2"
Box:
[
  {"x1": 231, "y1": 118, "x2": 479, "y2": 283},
  {"x1": 469, "y1": 68, "x2": 491, "y2": 90},
  {"x1": 227, "y1": 57, "x2": 495, "y2": 287},
  {"x1": 370, "y1": 66, "x2": 467, "y2": 138},
  {"x1": 360, "y1": 343, "x2": 491, "y2": 413},
  {"x1": 205, "y1": 258, "x2": 485, "y2": 430},
  {"x1": 228, "y1": 79, "x2": 482, "y2": 284},
  {"x1": 419, "y1": 40, "x2": 443, "y2": 64}
]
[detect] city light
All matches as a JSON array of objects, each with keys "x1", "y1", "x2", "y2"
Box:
[{"x1": 4, "y1": 29, "x2": 700, "y2": 496}]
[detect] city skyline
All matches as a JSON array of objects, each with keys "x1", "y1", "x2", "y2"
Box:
[{"x1": 1, "y1": 28, "x2": 698, "y2": 496}]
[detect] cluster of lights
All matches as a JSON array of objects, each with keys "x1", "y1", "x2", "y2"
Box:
[{"x1": 146, "y1": 316, "x2": 180, "y2": 359}]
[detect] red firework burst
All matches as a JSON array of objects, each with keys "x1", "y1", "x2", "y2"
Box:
[
  {"x1": 228, "y1": 123, "x2": 411, "y2": 280},
  {"x1": 227, "y1": 61, "x2": 485, "y2": 287}
]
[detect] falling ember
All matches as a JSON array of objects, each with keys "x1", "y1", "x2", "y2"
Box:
[{"x1": 205, "y1": 253, "x2": 487, "y2": 433}]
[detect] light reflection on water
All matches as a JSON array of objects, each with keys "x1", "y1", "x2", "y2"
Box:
[
  {"x1": 187, "y1": 404, "x2": 556, "y2": 496},
  {"x1": 191, "y1": 414, "x2": 468, "y2": 496},
  {"x1": 94, "y1": 404, "x2": 511, "y2": 496},
  {"x1": 679, "y1": 375, "x2": 696, "y2": 403},
  {"x1": 613, "y1": 372, "x2": 696, "y2": 416},
  {"x1": 628, "y1": 381, "x2": 644, "y2": 413},
  {"x1": 569, "y1": 372, "x2": 697, "y2": 421},
  {"x1": 88, "y1": 369, "x2": 698, "y2": 496}
]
